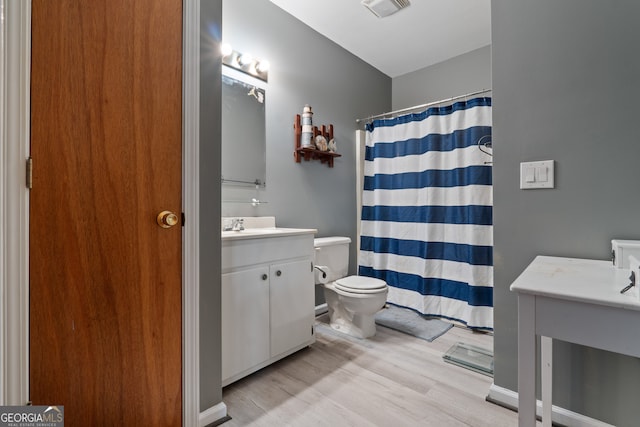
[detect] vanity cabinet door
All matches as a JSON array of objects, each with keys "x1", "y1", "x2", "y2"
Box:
[
  {"x1": 270, "y1": 259, "x2": 315, "y2": 358},
  {"x1": 221, "y1": 266, "x2": 270, "y2": 382}
]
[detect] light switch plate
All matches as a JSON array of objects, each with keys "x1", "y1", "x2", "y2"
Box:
[{"x1": 520, "y1": 160, "x2": 554, "y2": 189}]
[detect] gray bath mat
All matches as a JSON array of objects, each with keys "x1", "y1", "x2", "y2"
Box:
[
  {"x1": 374, "y1": 305, "x2": 453, "y2": 342},
  {"x1": 443, "y1": 342, "x2": 494, "y2": 377}
]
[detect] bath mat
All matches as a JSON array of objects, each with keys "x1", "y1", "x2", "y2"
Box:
[
  {"x1": 374, "y1": 305, "x2": 453, "y2": 342},
  {"x1": 443, "y1": 342, "x2": 494, "y2": 377}
]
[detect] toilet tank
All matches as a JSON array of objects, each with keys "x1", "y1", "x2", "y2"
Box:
[{"x1": 314, "y1": 237, "x2": 351, "y2": 282}]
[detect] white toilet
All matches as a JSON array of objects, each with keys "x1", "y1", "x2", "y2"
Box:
[{"x1": 314, "y1": 237, "x2": 388, "y2": 339}]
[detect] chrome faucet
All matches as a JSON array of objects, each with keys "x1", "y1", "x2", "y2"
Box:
[{"x1": 231, "y1": 218, "x2": 244, "y2": 231}]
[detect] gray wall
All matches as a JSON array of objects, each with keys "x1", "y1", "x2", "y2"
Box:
[
  {"x1": 221, "y1": 0, "x2": 390, "y2": 278},
  {"x1": 209, "y1": 0, "x2": 389, "y2": 408},
  {"x1": 200, "y1": 0, "x2": 223, "y2": 411},
  {"x1": 492, "y1": 1, "x2": 640, "y2": 425},
  {"x1": 392, "y1": 46, "x2": 491, "y2": 110}
]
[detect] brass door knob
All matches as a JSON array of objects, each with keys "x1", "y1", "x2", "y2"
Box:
[{"x1": 157, "y1": 210, "x2": 179, "y2": 228}]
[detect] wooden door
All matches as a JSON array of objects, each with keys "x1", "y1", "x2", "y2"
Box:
[{"x1": 29, "y1": 1, "x2": 183, "y2": 425}]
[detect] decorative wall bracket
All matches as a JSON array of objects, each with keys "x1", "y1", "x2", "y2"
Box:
[{"x1": 293, "y1": 114, "x2": 341, "y2": 168}]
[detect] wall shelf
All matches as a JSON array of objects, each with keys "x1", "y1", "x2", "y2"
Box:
[{"x1": 293, "y1": 114, "x2": 341, "y2": 168}]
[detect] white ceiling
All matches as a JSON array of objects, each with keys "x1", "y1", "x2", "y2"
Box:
[{"x1": 269, "y1": 0, "x2": 491, "y2": 78}]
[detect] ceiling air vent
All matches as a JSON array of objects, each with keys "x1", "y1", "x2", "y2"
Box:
[{"x1": 361, "y1": 0, "x2": 411, "y2": 18}]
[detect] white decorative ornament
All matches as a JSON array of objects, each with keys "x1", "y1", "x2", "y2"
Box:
[
  {"x1": 328, "y1": 138, "x2": 337, "y2": 152},
  {"x1": 315, "y1": 135, "x2": 328, "y2": 151}
]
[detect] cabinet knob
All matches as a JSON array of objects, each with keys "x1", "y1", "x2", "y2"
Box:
[
  {"x1": 276, "y1": 270, "x2": 282, "y2": 277},
  {"x1": 262, "y1": 274, "x2": 268, "y2": 281}
]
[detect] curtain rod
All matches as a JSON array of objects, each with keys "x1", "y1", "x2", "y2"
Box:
[{"x1": 356, "y1": 88, "x2": 492, "y2": 124}]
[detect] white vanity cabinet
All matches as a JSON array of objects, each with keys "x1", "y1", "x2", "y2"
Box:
[
  {"x1": 221, "y1": 229, "x2": 316, "y2": 386},
  {"x1": 221, "y1": 266, "x2": 270, "y2": 383}
]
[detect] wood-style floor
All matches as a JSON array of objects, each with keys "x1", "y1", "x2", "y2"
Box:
[{"x1": 222, "y1": 314, "x2": 529, "y2": 426}]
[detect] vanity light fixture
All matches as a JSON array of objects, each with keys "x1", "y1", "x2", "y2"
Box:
[{"x1": 220, "y1": 43, "x2": 269, "y2": 82}]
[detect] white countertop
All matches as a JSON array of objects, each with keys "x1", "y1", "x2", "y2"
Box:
[
  {"x1": 510, "y1": 256, "x2": 640, "y2": 311},
  {"x1": 221, "y1": 227, "x2": 317, "y2": 241}
]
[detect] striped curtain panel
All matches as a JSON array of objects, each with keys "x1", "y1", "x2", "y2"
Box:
[{"x1": 359, "y1": 97, "x2": 493, "y2": 330}]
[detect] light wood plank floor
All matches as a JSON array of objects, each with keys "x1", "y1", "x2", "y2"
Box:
[{"x1": 222, "y1": 314, "x2": 527, "y2": 426}]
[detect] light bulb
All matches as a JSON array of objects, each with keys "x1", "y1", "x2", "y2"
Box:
[
  {"x1": 238, "y1": 52, "x2": 254, "y2": 67},
  {"x1": 220, "y1": 43, "x2": 232, "y2": 57},
  {"x1": 256, "y1": 60, "x2": 270, "y2": 73}
]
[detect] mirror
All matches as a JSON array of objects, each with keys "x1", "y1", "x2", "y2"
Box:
[{"x1": 221, "y1": 70, "x2": 266, "y2": 187}]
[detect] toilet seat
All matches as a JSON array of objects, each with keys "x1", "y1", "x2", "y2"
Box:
[{"x1": 334, "y1": 276, "x2": 388, "y2": 295}]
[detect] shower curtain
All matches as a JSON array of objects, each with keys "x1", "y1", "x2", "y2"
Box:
[{"x1": 359, "y1": 97, "x2": 493, "y2": 330}]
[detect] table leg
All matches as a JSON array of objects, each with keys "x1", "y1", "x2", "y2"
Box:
[
  {"x1": 518, "y1": 294, "x2": 536, "y2": 427},
  {"x1": 541, "y1": 336, "x2": 552, "y2": 426}
]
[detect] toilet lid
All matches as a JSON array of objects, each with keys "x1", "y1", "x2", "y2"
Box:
[{"x1": 334, "y1": 276, "x2": 388, "y2": 294}]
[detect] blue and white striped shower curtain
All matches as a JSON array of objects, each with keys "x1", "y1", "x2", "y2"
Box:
[{"x1": 359, "y1": 97, "x2": 493, "y2": 330}]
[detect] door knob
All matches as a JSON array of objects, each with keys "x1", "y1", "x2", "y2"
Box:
[{"x1": 157, "y1": 210, "x2": 179, "y2": 228}]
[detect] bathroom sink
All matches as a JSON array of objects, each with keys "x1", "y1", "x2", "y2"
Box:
[
  {"x1": 221, "y1": 227, "x2": 317, "y2": 241},
  {"x1": 221, "y1": 217, "x2": 316, "y2": 240}
]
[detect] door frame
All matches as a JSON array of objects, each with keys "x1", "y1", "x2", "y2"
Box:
[
  {"x1": 0, "y1": 0, "x2": 31, "y2": 407},
  {"x1": 0, "y1": 1, "x2": 206, "y2": 425}
]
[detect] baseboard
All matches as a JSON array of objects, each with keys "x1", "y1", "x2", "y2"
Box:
[
  {"x1": 487, "y1": 383, "x2": 614, "y2": 427},
  {"x1": 199, "y1": 401, "x2": 228, "y2": 427},
  {"x1": 315, "y1": 303, "x2": 328, "y2": 316}
]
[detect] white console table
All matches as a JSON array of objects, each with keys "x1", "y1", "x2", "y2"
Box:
[{"x1": 510, "y1": 256, "x2": 640, "y2": 426}]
